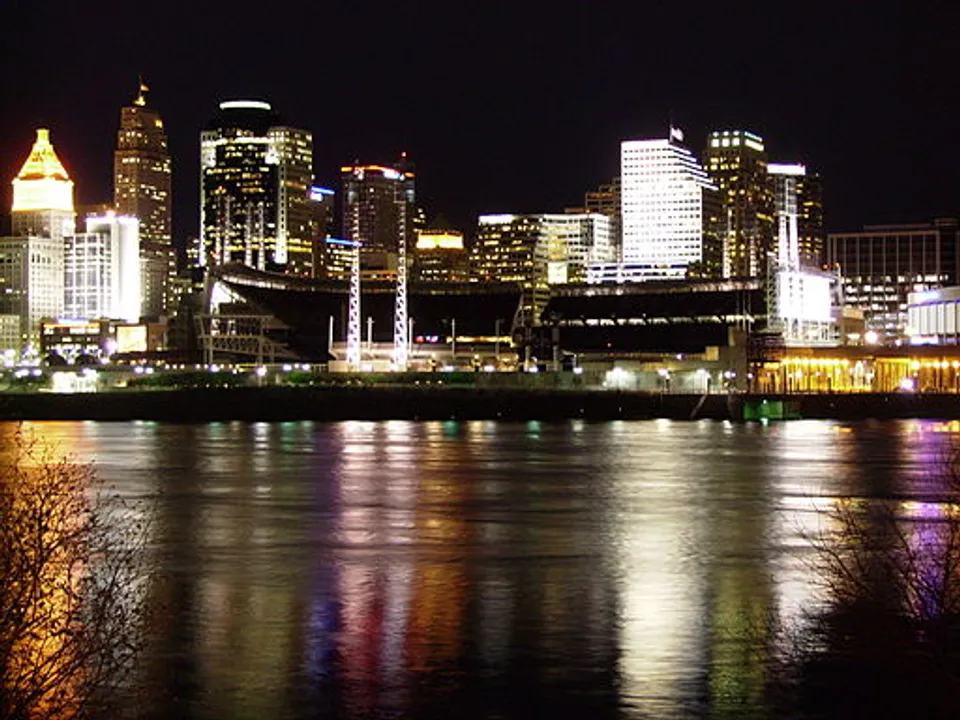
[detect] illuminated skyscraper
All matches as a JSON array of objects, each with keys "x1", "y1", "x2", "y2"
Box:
[
  {"x1": 11, "y1": 129, "x2": 76, "y2": 243},
  {"x1": 341, "y1": 161, "x2": 416, "y2": 271},
  {"x1": 114, "y1": 80, "x2": 173, "y2": 317},
  {"x1": 767, "y1": 163, "x2": 825, "y2": 270},
  {"x1": 610, "y1": 133, "x2": 721, "y2": 283},
  {"x1": 703, "y1": 130, "x2": 775, "y2": 279},
  {"x1": 472, "y1": 213, "x2": 614, "y2": 324},
  {"x1": 200, "y1": 100, "x2": 313, "y2": 274}
]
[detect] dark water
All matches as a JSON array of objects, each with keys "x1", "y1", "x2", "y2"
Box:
[{"x1": 9, "y1": 418, "x2": 959, "y2": 719}]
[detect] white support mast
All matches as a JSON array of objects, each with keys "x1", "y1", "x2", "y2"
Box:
[
  {"x1": 392, "y1": 179, "x2": 409, "y2": 370},
  {"x1": 346, "y1": 239, "x2": 361, "y2": 370}
]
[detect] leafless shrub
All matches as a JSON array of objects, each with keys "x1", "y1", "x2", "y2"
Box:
[
  {"x1": 0, "y1": 427, "x2": 151, "y2": 720},
  {"x1": 767, "y1": 443, "x2": 960, "y2": 719}
]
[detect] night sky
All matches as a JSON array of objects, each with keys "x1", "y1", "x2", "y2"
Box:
[{"x1": 2, "y1": 1, "x2": 957, "y2": 247}]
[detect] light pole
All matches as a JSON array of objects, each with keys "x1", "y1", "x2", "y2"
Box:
[
  {"x1": 451, "y1": 317, "x2": 457, "y2": 364},
  {"x1": 494, "y1": 318, "x2": 502, "y2": 369}
]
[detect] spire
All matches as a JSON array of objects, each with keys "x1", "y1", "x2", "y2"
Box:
[
  {"x1": 12, "y1": 129, "x2": 74, "y2": 213},
  {"x1": 134, "y1": 76, "x2": 149, "y2": 107}
]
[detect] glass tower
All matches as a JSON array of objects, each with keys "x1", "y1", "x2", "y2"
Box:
[{"x1": 200, "y1": 100, "x2": 313, "y2": 275}]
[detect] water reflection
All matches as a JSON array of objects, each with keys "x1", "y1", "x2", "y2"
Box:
[{"x1": 8, "y1": 419, "x2": 956, "y2": 719}]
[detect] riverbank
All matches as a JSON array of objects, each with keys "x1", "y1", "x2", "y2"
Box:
[{"x1": 1, "y1": 386, "x2": 959, "y2": 421}]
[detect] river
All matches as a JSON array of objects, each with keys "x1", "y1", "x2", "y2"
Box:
[{"x1": 5, "y1": 418, "x2": 957, "y2": 719}]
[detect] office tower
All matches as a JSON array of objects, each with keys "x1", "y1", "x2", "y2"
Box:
[
  {"x1": 0, "y1": 235, "x2": 64, "y2": 353},
  {"x1": 64, "y1": 214, "x2": 141, "y2": 323},
  {"x1": 704, "y1": 130, "x2": 775, "y2": 278},
  {"x1": 11, "y1": 129, "x2": 76, "y2": 243},
  {"x1": 827, "y1": 218, "x2": 960, "y2": 340},
  {"x1": 114, "y1": 80, "x2": 174, "y2": 317},
  {"x1": 472, "y1": 213, "x2": 614, "y2": 324},
  {"x1": 414, "y1": 229, "x2": 470, "y2": 283},
  {"x1": 200, "y1": 100, "x2": 313, "y2": 274},
  {"x1": 307, "y1": 186, "x2": 335, "y2": 277},
  {"x1": 613, "y1": 134, "x2": 721, "y2": 283},
  {"x1": 767, "y1": 164, "x2": 804, "y2": 269},
  {"x1": 340, "y1": 162, "x2": 416, "y2": 271},
  {"x1": 797, "y1": 171, "x2": 824, "y2": 268},
  {"x1": 768, "y1": 163, "x2": 825, "y2": 270},
  {"x1": 567, "y1": 177, "x2": 622, "y2": 254}
]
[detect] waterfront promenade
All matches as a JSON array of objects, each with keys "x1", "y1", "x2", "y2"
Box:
[{"x1": 2, "y1": 385, "x2": 960, "y2": 422}]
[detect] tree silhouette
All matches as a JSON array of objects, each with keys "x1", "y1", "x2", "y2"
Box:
[
  {"x1": 768, "y1": 445, "x2": 960, "y2": 719},
  {"x1": 1, "y1": 428, "x2": 151, "y2": 719}
]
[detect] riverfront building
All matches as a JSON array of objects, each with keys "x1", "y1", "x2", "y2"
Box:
[
  {"x1": 200, "y1": 100, "x2": 314, "y2": 274},
  {"x1": 826, "y1": 219, "x2": 960, "y2": 341}
]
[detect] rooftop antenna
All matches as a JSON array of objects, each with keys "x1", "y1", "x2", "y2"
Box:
[{"x1": 134, "y1": 75, "x2": 149, "y2": 107}]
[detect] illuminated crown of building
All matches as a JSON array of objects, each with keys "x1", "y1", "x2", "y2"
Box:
[{"x1": 12, "y1": 128, "x2": 74, "y2": 213}]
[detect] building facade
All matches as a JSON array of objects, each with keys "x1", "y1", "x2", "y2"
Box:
[
  {"x1": 64, "y1": 214, "x2": 141, "y2": 323},
  {"x1": 567, "y1": 177, "x2": 621, "y2": 256},
  {"x1": 340, "y1": 163, "x2": 416, "y2": 271},
  {"x1": 414, "y1": 230, "x2": 470, "y2": 283},
  {"x1": 827, "y1": 219, "x2": 960, "y2": 340},
  {"x1": 0, "y1": 235, "x2": 65, "y2": 353},
  {"x1": 472, "y1": 213, "x2": 614, "y2": 324},
  {"x1": 307, "y1": 186, "x2": 335, "y2": 277},
  {"x1": 768, "y1": 162, "x2": 824, "y2": 270},
  {"x1": 11, "y1": 129, "x2": 76, "y2": 244},
  {"x1": 704, "y1": 130, "x2": 774, "y2": 279},
  {"x1": 200, "y1": 100, "x2": 313, "y2": 274},
  {"x1": 114, "y1": 81, "x2": 174, "y2": 317},
  {"x1": 615, "y1": 135, "x2": 721, "y2": 282}
]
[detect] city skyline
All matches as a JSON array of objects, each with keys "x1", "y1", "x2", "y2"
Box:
[{"x1": 2, "y1": 2, "x2": 957, "y2": 247}]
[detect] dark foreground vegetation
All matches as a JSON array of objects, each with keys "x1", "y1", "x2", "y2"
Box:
[
  {"x1": 0, "y1": 428, "x2": 151, "y2": 720},
  {"x1": 766, "y1": 449, "x2": 960, "y2": 719}
]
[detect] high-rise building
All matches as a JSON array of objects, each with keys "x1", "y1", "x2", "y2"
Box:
[
  {"x1": 0, "y1": 235, "x2": 64, "y2": 353},
  {"x1": 414, "y1": 230, "x2": 470, "y2": 283},
  {"x1": 341, "y1": 162, "x2": 416, "y2": 271},
  {"x1": 114, "y1": 80, "x2": 174, "y2": 317},
  {"x1": 567, "y1": 177, "x2": 621, "y2": 255},
  {"x1": 704, "y1": 130, "x2": 775, "y2": 279},
  {"x1": 200, "y1": 100, "x2": 313, "y2": 274},
  {"x1": 472, "y1": 213, "x2": 614, "y2": 324},
  {"x1": 11, "y1": 129, "x2": 76, "y2": 243},
  {"x1": 827, "y1": 219, "x2": 960, "y2": 340},
  {"x1": 767, "y1": 163, "x2": 825, "y2": 270},
  {"x1": 797, "y1": 171, "x2": 824, "y2": 269},
  {"x1": 611, "y1": 134, "x2": 721, "y2": 283},
  {"x1": 307, "y1": 186, "x2": 336, "y2": 278},
  {"x1": 64, "y1": 214, "x2": 141, "y2": 323}
]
